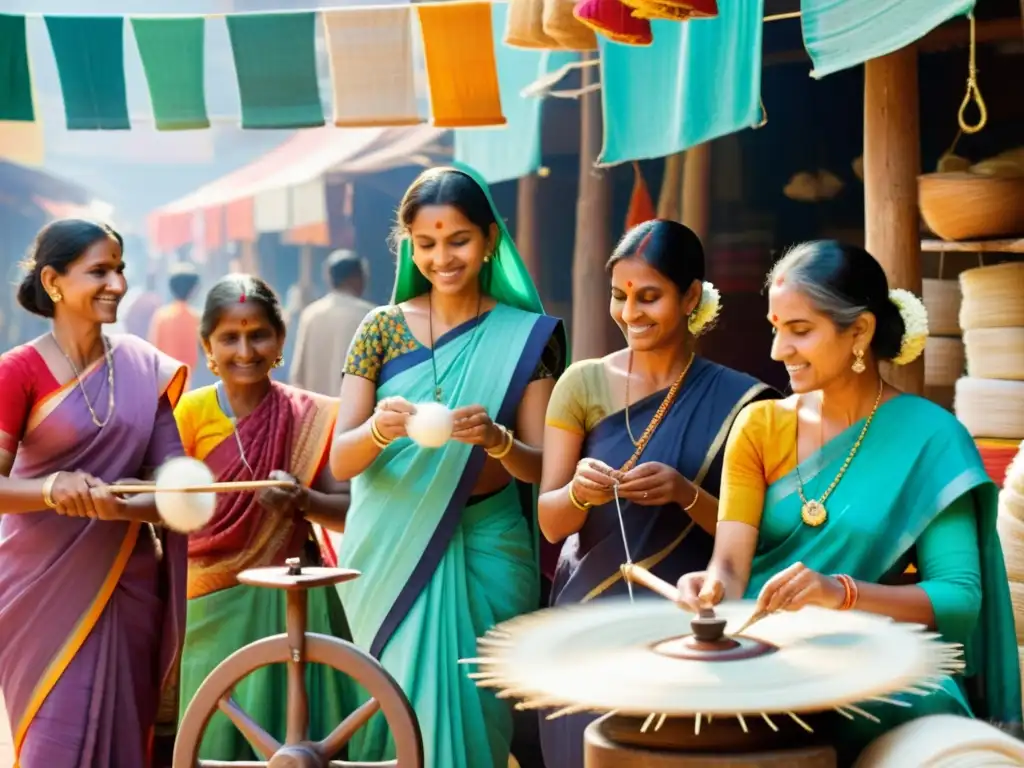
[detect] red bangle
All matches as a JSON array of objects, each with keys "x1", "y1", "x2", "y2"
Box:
[{"x1": 834, "y1": 574, "x2": 858, "y2": 611}]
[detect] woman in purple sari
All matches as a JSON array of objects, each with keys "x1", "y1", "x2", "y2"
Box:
[
  {"x1": 536, "y1": 220, "x2": 778, "y2": 768},
  {"x1": 0, "y1": 219, "x2": 188, "y2": 767}
]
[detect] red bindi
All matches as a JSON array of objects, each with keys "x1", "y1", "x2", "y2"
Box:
[
  {"x1": 241, "y1": 319, "x2": 248, "y2": 327},
  {"x1": 434, "y1": 220, "x2": 443, "y2": 229},
  {"x1": 771, "y1": 313, "x2": 778, "y2": 322},
  {"x1": 627, "y1": 281, "x2": 633, "y2": 288},
  {"x1": 775, "y1": 275, "x2": 785, "y2": 287}
]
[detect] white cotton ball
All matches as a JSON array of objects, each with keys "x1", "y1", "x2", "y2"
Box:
[
  {"x1": 406, "y1": 402, "x2": 454, "y2": 448},
  {"x1": 154, "y1": 456, "x2": 216, "y2": 533}
]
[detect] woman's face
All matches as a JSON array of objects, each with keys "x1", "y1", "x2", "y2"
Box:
[
  {"x1": 768, "y1": 280, "x2": 872, "y2": 393},
  {"x1": 203, "y1": 302, "x2": 284, "y2": 387},
  {"x1": 43, "y1": 236, "x2": 126, "y2": 325},
  {"x1": 408, "y1": 204, "x2": 496, "y2": 296},
  {"x1": 610, "y1": 256, "x2": 699, "y2": 352}
]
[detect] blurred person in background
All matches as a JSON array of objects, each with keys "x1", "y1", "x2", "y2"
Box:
[
  {"x1": 149, "y1": 262, "x2": 201, "y2": 388},
  {"x1": 290, "y1": 249, "x2": 373, "y2": 396}
]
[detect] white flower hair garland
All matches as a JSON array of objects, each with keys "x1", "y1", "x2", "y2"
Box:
[
  {"x1": 888, "y1": 288, "x2": 929, "y2": 366},
  {"x1": 688, "y1": 282, "x2": 721, "y2": 336}
]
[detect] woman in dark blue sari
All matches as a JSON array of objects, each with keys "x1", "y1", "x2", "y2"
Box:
[{"x1": 536, "y1": 219, "x2": 777, "y2": 768}]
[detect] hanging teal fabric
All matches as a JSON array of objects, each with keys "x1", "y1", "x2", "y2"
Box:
[
  {"x1": 454, "y1": 4, "x2": 577, "y2": 183},
  {"x1": 226, "y1": 12, "x2": 324, "y2": 129},
  {"x1": 45, "y1": 16, "x2": 130, "y2": 130},
  {"x1": 801, "y1": 0, "x2": 974, "y2": 78},
  {"x1": 598, "y1": 1, "x2": 763, "y2": 165},
  {"x1": 0, "y1": 14, "x2": 33, "y2": 122},
  {"x1": 132, "y1": 17, "x2": 209, "y2": 131}
]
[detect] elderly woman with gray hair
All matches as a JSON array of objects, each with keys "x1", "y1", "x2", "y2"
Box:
[{"x1": 675, "y1": 240, "x2": 1021, "y2": 763}]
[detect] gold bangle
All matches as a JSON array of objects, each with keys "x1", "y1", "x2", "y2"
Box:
[
  {"x1": 682, "y1": 483, "x2": 700, "y2": 511},
  {"x1": 486, "y1": 425, "x2": 515, "y2": 460},
  {"x1": 42, "y1": 471, "x2": 60, "y2": 509},
  {"x1": 369, "y1": 416, "x2": 392, "y2": 450},
  {"x1": 568, "y1": 484, "x2": 591, "y2": 511}
]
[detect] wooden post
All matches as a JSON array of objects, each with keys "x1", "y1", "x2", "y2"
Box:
[
  {"x1": 657, "y1": 152, "x2": 684, "y2": 221},
  {"x1": 298, "y1": 244, "x2": 314, "y2": 308},
  {"x1": 863, "y1": 46, "x2": 924, "y2": 394},
  {"x1": 571, "y1": 56, "x2": 616, "y2": 360},
  {"x1": 516, "y1": 173, "x2": 541, "y2": 287},
  {"x1": 681, "y1": 143, "x2": 711, "y2": 243}
]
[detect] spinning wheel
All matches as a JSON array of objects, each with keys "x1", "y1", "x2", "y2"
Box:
[
  {"x1": 173, "y1": 559, "x2": 423, "y2": 768},
  {"x1": 465, "y1": 565, "x2": 965, "y2": 767}
]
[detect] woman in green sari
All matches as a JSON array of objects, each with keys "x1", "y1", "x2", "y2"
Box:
[
  {"x1": 676, "y1": 241, "x2": 1021, "y2": 764},
  {"x1": 330, "y1": 165, "x2": 566, "y2": 768}
]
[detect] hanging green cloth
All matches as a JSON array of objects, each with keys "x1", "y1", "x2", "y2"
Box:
[
  {"x1": 226, "y1": 12, "x2": 324, "y2": 129},
  {"x1": 45, "y1": 16, "x2": 130, "y2": 130},
  {"x1": 131, "y1": 17, "x2": 209, "y2": 131},
  {"x1": 0, "y1": 14, "x2": 33, "y2": 122},
  {"x1": 392, "y1": 162, "x2": 545, "y2": 315}
]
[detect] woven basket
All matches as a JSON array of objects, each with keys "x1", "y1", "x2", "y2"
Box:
[
  {"x1": 959, "y1": 262, "x2": 1024, "y2": 330},
  {"x1": 921, "y1": 278, "x2": 961, "y2": 336},
  {"x1": 918, "y1": 172, "x2": 1024, "y2": 241},
  {"x1": 997, "y1": 510, "x2": 1024, "y2": 581},
  {"x1": 1004, "y1": 487, "x2": 1024, "y2": 525},
  {"x1": 542, "y1": 0, "x2": 598, "y2": 50},
  {"x1": 964, "y1": 328, "x2": 1024, "y2": 381},
  {"x1": 505, "y1": 0, "x2": 563, "y2": 48},
  {"x1": 954, "y1": 377, "x2": 1024, "y2": 439},
  {"x1": 1009, "y1": 446, "x2": 1024, "y2": 497},
  {"x1": 1012, "y1": 581, "x2": 1024, "y2": 643},
  {"x1": 924, "y1": 337, "x2": 965, "y2": 387},
  {"x1": 852, "y1": 714, "x2": 1024, "y2": 767}
]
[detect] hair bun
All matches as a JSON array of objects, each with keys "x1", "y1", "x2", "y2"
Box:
[{"x1": 887, "y1": 288, "x2": 929, "y2": 365}]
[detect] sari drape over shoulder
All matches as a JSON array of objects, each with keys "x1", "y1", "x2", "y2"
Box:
[
  {"x1": 743, "y1": 395, "x2": 1021, "y2": 758},
  {"x1": 174, "y1": 381, "x2": 351, "y2": 761},
  {"x1": 0, "y1": 334, "x2": 188, "y2": 768},
  {"x1": 338, "y1": 161, "x2": 567, "y2": 768},
  {"x1": 540, "y1": 357, "x2": 772, "y2": 768}
]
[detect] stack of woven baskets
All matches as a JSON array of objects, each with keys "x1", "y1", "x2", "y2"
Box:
[
  {"x1": 922, "y1": 278, "x2": 963, "y2": 410},
  {"x1": 996, "y1": 443, "x2": 1024, "y2": 715},
  {"x1": 954, "y1": 262, "x2": 1024, "y2": 481}
]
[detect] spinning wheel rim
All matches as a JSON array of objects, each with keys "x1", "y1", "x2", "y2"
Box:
[{"x1": 173, "y1": 633, "x2": 423, "y2": 768}]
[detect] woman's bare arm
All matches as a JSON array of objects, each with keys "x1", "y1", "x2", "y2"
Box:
[
  {"x1": 537, "y1": 424, "x2": 589, "y2": 543},
  {"x1": 303, "y1": 466, "x2": 350, "y2": 532},
  {"x1": 705, "y1": 521, "x2": 760, "y2": 599},
  {"x1": 329, "y1": 375, "x2": 384, "y2": 481},
  {"x1": 493, "y1": 378, "x2": 554, "y2": 484}
]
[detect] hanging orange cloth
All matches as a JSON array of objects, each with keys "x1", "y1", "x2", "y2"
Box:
[
  {"x1": 625, "y1": 162, "x2": 657, "y2": 230},
  {"x1": 417, "y1": 2, "x2": 506, "y2": 128}
]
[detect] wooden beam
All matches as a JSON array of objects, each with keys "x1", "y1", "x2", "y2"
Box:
[
  {"x1": 515, "y1": 173, "x2": 541, "y2": 287},
  {"x1": 571, "y1": 56, "x2": 616, "y2": 360},
  {"x1": 681, "y1": 144, "x2": 711, "y2": 243},
  {"x1": 863, "y1": 46, "x2": 923, "y2": 394}
]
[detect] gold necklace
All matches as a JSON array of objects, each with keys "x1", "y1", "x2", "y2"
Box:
[
  {"x1": 624, "y1": 351, "x2": 695, "y2": 447},
  {"x1": 52, "y1": 333, "x2": 116, "y2": 428},
  {"x1": 797, "y1": 379, "x2": 884, "y2": 527},
  {"x1": 427, "y1": 291, "x2": 482, "y2": 403}
]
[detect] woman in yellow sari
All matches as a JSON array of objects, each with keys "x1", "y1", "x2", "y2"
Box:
[{"x1": 173, "y1": 274, "x2": 351, "y2": 761}]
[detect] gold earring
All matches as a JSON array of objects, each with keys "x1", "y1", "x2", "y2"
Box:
[
  {"x1": 49, "y1": 292, "x2": 62, "y2": 303},
  {"x1": 206, "y1": 355, "x2": 219, "y2": 375},
  {"x1": 851, "y1": 348, "x2": 866, "y2": 374},
  {"x1": 483, "y1": 253, "x2": 492, "y2": 263},
  {"x1": 273, "y1": 355, "x2": 284, "y2": 369}
]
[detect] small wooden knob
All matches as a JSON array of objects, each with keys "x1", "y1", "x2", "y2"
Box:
[
  {"x1": 285, "y1": 557, "x2": 302, "y2": 575},
  {"x1": 690, "y1": 607, "x2": 728, "y2": 643}
]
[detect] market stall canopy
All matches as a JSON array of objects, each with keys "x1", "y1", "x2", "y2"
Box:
[
  {"x1": 0, "y1": 159, "x2": 112, "y2": 222},
  {"x1": 148, "y1": 124, "x2": 448, "y2": 252}
]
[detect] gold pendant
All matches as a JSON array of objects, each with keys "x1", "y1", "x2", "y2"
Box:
[
  {"x1": 434, "y1": 386, "x2": 443, "y2": 402},
  {"x1": 801, "y1": 500, "x2": 827, "y2": 527}
]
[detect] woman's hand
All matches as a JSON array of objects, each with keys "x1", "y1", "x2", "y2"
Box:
[
  {"x1": 373, "y1": 396, "x2": 416, "y2": 441},
  {"x1": 257, "y1": 470, "x2": 307, "y2": 516},
  {"x1": 675, "y1": 570, "x2": 725, "y2": 612},
  {"x1": 50, "y1": 470, "x2": 102, "y2": 518},
  {"x1": 450, "y1": 405, "x2": 502, "y2": 449},
  {"x1": 571, "y1": 458, "x2": 621, "y2": 507},
  {"x1": 616, "y1": 462, "x2": 690, "y2": 506},
  {"x1": 755, "y1": 562, "x2": 845, "y2": 614}
]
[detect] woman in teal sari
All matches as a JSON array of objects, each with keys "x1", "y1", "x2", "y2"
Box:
[
  {"x1": 330, "y1": 165, "x2": 565, "y2": 768},
  {"x1": 676, "y1": 241, "x2": 1021, "y2": 765}
]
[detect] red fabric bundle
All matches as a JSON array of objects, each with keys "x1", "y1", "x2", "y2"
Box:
[
  {"x1": 573, "y1": 0, "x2": 652, "y2": 45},
  {"x1": 976, "y1": 438, "x2": 1021, "y2": 488}
]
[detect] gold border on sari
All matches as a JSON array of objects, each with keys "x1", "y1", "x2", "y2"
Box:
[
  {"x1": 13, "y1": 522, "x2": 142, "y2": 765},
  {"x1": 581, "y1": 383, "x2": 771, "y2": 602}
]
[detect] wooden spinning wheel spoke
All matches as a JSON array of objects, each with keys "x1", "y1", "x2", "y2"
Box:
[
  {"x1": 215, "y1": 695, "x2": 282, "y2": 759},
  {"x1": 318, "y1": 697, "x2": 382, "y2": 756}
]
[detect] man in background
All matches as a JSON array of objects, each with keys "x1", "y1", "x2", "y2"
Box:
[
  {"x1": 149, "y1": 262, "x2": 201, "y2": 388},
  {"x1": 289, "y1": 249, "x2": 372, "y2": 396}
]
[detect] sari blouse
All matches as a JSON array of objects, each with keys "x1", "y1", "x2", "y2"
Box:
[{"x1": 719, "y1": 397, "x2": 982, "y2": 645}]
